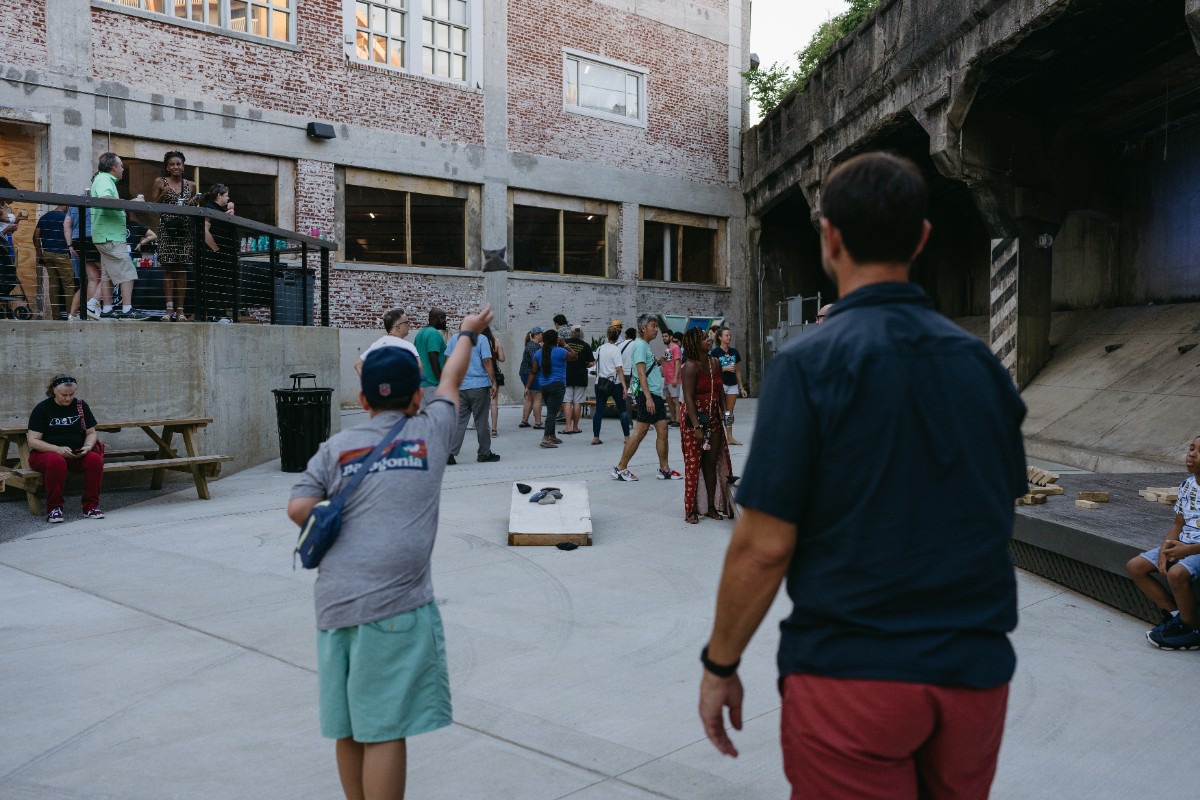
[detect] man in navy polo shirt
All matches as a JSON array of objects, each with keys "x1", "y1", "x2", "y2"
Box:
[{"x1": 698, "y1": 152, "x2": 1027, "y2": 799}]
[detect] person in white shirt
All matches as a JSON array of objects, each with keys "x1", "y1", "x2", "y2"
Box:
[{"x1": 355, "y1": 308, "x2": 420, "y2": 376}]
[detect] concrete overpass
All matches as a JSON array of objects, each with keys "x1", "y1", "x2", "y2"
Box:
[{"x1": 744, "y1": 0, "x2": 1200, "y2": 391}]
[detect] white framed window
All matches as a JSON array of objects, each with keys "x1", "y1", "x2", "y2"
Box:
[
  {"x1": 344, "y1": 0, "x2": 475, "y2": 84},
  {"x1": 97, "y1": 0, "x2": 294, "y2": 44},
  {"x1": 353, "y1": 0, "x2": 408, "y2": 69},
  {"x1": 563, "y1": 49, "x2": 648, "y2": 128}
]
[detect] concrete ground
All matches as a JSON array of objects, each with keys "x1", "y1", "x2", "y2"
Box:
[{"x1": 2, "y1": 399, "x2": 1198, "y2": 799}]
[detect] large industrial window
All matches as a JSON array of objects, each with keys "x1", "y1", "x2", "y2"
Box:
[
  {"x1": 563, "y1": 49, "x2": 647, "y2": 127},
  {"x1": 513, "y1": 204, "x2": 607, "y2": 277},
  {"x1": 641, "y1": 210, "x2": 725, "y2": 285},
  {"x1": 346, "y1": 0, "x2": 472, "y2": 82},
  {"x1": 344, "y1": 184, "x2": 466, "y2": 268},
  {"x1": 99, "y1": 0, "x2": 294, "y2": 44}
]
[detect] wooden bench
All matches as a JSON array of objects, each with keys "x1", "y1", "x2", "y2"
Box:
[{"x1": 0, "y1": 417, "x2": 232, "y2": 516}]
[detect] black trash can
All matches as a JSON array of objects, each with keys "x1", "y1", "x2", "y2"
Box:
[{"x1": 273, "y1": 373, "x2": 333, "y2": 472}]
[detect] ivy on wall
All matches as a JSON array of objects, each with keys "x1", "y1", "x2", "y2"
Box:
[{"x1": 745, "y1": 0, "x2": 882, "y2": 116}]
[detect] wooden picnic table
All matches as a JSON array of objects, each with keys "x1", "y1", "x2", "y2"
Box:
[{"x1": 0, "y1": 417, "x2": 232, "y2": 516}]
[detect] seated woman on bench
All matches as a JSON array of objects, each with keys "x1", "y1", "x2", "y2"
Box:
[{"x1": 27, "y1": 374, "x2": 106, "y2": 523}]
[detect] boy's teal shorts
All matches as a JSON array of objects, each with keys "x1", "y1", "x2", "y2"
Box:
[{"x1": 317, "y1": 602, "x2": 452, "y2": 742}]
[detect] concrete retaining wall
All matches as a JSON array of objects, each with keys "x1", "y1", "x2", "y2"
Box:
[
  {"x1": 2, "y1": 322, "x2": 341, "y2": 475},
  {"x1": 1020, "y1": 304, "x2": 1200, "y2": 472}
]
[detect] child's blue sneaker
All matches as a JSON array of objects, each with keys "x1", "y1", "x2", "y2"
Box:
[
  {"x1": 1148, "y1": 626, "x2": 1200, "y2": 650},
  {"x1": 1149, "y1": 612, "x2": 1187, "y2": 638}
]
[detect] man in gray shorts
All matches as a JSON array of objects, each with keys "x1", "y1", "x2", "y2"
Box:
[
  {"x1": 89, "y1": 152, "x2": 147, "y2": 320},
  {"x1": 288, "y1": 303, "x2": 494, "y2": 799}
]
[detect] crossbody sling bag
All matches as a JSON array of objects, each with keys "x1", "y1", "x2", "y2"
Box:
[{"x1": 294, "y1": 414, "x2": 408, "y2": 569}]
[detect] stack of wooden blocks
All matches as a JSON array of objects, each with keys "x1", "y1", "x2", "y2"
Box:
[
  {"x1": 1139, "y1": 487, "x2": 1180, "y2": 504},
  {"x1": 1017, "y1": 467, "x2": 1062, "y2": 505}
]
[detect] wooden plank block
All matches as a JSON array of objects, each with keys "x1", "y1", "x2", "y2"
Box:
[
  {"x1": 1029, "y1": 485, "x2": 1064, "y2": 496},
  {"x1": 1158, "y1": 493, "x2": 1178, "y2": 505},
  {"x1": 1077, "y1": 491, "x2": 1111, "y2": 502},
  {"x1": 0, "y1": 471, "x2": 8, "y2": 491},
  {"x1": 1026, "y1": 466, "x2": 1060, "y2": 487},
  {"x1": 1075, "y1": 499, "x2": 1100, "y2": 509},
  {"x1": 1023, "y1": 493, "x2": 1047, "y2": 505},
  {"x1": 508, "y1": 481, "x2": 592, "y2": 546}
]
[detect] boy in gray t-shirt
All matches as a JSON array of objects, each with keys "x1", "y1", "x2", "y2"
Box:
[{"x1": 288, "y1": 304, "x2": 494, "y2": 799}]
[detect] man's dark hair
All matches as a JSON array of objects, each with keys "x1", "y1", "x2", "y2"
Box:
[
  {"x1": 97, "y1": 152, "x2": 120, "y2": 173},
  {"x1": 553, "y1": 313, "x2": 568, "y2": 326},
  {"x1": 820, "y1": 152, "x2": 928, "y2": 265},
  {"x1": 624, "y1": 327, "x2": 636, "y2": 341},
  {"x1": 383, "y1": 307, "x2": 406, "y2": 332}
]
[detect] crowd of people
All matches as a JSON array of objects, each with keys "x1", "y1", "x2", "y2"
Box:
[{"x1": 2, "y1": 149, "x2": 238, "y2": 323}]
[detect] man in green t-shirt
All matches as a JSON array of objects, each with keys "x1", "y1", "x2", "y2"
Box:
[
  {"x1": 89, "y1": 152, "x2": 147, "y2": 320},
  {"x1": 414, "y1": 308, "x2": 448, "y2": 405},
  {"x1": 612, "y1": 313, "x2": 680, "y2": 482}
]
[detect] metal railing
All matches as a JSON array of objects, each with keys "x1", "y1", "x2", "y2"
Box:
[{"x1": 0, "y1": 188, "x2": 332, "y2": 325}]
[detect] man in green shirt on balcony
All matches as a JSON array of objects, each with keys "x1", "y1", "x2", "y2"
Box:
[{"x1": 89, "y1": 152, "x2": 147, "y2": 320}]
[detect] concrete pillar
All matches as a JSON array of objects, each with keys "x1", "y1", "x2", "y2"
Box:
[
  {"x1": 481, "y1": 0, "x2": 509, "y2": 331},
  {"x1": 987, "y1": 220, "x2": 1051, "y2": 388},
  {"x1": 972, "y1": 180, "x2": 1054, "y2": 388}
]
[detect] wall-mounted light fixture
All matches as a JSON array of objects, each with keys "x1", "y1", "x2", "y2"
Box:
[{"x1": 307, "y1": 122, "x2": 336, "y2": 140}]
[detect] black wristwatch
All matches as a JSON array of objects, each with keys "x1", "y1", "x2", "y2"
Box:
[
  {"x1": 700, "y1": 645, "x2": 740, "y2": 678},
  {"x1": 459, "y1": 329, "x2": 478, "y2": 344}
]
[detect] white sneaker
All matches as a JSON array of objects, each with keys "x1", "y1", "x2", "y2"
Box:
[{"x1": 67, "y1": 314, "x2": 80, "y2": 322}]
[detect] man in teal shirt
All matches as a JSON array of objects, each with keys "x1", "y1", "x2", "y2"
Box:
[
  {"x1": 612, "y1": 313, "x2": 680, "y2": 482},
  {"x1": 89, "y1": 152, "x2": 146, "y2": 320},
  {"x1": 414, "y1": 308, "x2": 448, "y2": 406}
]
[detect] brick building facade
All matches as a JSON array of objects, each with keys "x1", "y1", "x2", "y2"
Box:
[{"x1": 0, "y1": 0, "x2": 750, "y2": 401}]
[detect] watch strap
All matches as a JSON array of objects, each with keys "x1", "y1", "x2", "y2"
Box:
[{"x1": 700, "y1": 645, "x2": 739, "y2": 678}]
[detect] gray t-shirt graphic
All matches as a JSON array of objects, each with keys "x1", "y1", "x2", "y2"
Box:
[{"x1": 291, "y1": 398, "x2": 455, "y2": 630}]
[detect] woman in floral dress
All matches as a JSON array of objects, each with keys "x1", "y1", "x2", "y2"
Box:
[{"x1": 679, "y1": 327, "x2": 735, "y2": 524}]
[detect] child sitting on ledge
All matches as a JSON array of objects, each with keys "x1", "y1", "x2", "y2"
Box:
[{"x1": 1127, "y1": 435, "x2": 1200, "y2": 650}]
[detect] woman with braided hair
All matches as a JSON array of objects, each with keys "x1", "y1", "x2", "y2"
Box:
[{"x1": 679, "y1": 327, "x2": 735, "y2": 524}]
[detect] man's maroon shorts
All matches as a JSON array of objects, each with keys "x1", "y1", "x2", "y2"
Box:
[{"x1": 780, "y1": 673, "x2": 1008, "y2": 800}]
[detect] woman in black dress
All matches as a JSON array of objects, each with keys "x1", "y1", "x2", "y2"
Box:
[{"x1": 198, "y1": 183, "x2": 236, "y2": 322}]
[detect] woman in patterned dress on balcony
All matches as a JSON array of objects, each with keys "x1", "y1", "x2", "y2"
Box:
[{"x1": 150, "y1": 151, "x2": 195, "y2": 321}]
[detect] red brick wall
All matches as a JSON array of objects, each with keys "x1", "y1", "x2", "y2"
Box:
[
  {"x1": 636, "y1": 285, "x2": 733, "y2": 320},
  {"x1": 507, "y1": 0, "x2": 731, "y2": 186},
  {"x1": 296, "y1": 159, "x2": 335, "y2": 238},
  {"x1": 328, "y1": 270, "x2": 485, "y2": 329},
  {"x1": 3, "y1": 0, "x2": 47, "y2": 66},
  {"x1": 89, "y1": 3, "x2": 484, "y2": 146}
]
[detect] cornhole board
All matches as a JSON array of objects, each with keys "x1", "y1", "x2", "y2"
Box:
[{"x1": 508, "y1": 480, "x2": 592, "y2": 546}]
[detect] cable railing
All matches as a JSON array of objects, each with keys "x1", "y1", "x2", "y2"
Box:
[{"x1": 0, "y1": 188, "x2": 332, "y2": 325}]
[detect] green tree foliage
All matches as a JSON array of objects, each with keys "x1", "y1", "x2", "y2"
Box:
[{"x1": 744, "y1": 0, "x2": 882, "y2": 116}]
